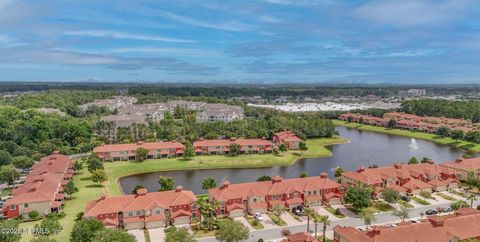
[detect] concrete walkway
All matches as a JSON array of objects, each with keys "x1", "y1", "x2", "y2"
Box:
[{"x1": 234, "y1": 216, "x2": 253, "y2": 230}]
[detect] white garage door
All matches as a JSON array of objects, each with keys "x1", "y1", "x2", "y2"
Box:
[
  {"x1": 229, "y1": 209, "x2": 245, "y2": 218},
  {"x1": 174, "y1": 216, "x2": 190, "y2": 225}
]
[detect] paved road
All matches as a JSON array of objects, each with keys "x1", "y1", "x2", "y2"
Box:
[{"x1": 198, "y1": 200, "x2": 480, "y2": 242}]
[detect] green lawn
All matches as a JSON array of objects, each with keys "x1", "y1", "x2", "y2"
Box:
[
  {"x1": 372, "y1": 201, "x2": 395, "y2": 212},
  {"x1": 0, "y1": 187, "x2": 11, "y2": 197},
  {"x1": 333, "y1": 120, "x2": 480, "y2": 152},
  {"x1": 246, "y1": 217, "x2": 265, "y2": 230},
  {"x1": 411, "y1": 196, "x2": 430, "y2": 205},
  {"x1": 18, "y1": 167, "x2": 105, "y2": 242},
  {"x1": 268, "y1": 213, "x2": 287, "y2": 226},
  {"x1": 325, "y1": 206, "x2": 346, "y2": 218},
  {"x1": 104, "y1": 137, "x2": 349, "y2": 195},
  {"x1": 436, "y1": 193, "x2": 457, "y2": 201},
  {"x1": 450, "y1": 190, "x2": 470, "y2": 198},
  {"x1": 397, "y1": 200, "x2": 414, "y2": 208}
]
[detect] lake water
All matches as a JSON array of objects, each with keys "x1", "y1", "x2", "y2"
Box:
[{"x1": 119, "y1": 126, "x2": 468, "y2": 194}]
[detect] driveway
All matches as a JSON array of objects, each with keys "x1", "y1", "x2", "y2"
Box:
[
  {"x1": 148, "y1": 228, "x2": 165, "y2": 242},
  {"x1": 261, "y1": 215, "x2": 278, "y2": 229},
  {"x1": 314, "y1": 206, "x2": 341, "y2": 221},
  {"x1": 234, "y1": 216, "x2": 253, "y2": 230},
  {"x1": 127, "y1": 229, "x2": 145, "y2": 242},
  {"x1": 331, "y1": 205, "x2": 359, "y2": 218},
  {"x1": 280, "y1": 212, "x2": 303, "y2": 226}
]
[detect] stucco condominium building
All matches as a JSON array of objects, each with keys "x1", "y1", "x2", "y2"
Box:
[
  {"x1": 440, "y1": 157, "x2": 480, "y2": 180},
  {"x1": 208, "y1": 174, "x2": 343, "y2": 218},
  {"x1": 93, "y1": 141, "x2": 184, "y2": 161},
  {"x1": 84, "y1": 187, "x2": 197, "y2": 230},
  {"x1": 79, "y1": 96, "x2": 137, "y2": 112},
  {"x1": 2, "y1": 153, "x2": 73, "y2": 219},
  {"x1": 273, "y1": 130, "x2": 303, "y2": 149},
  {"x1": 193, "y1": 137, "x2": 273, "y2": 155},
  {"x1": 333, "y1": 208, "x2": 480, "y2": 242},
  {"x1": 341, "y1": 161, "x2": 458, "y2": 196}
]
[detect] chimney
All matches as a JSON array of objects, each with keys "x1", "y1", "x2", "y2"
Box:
[
  {"x1": 357, "y1": 167, "x2": 365, "y2": 173},
  {"x1": 29, "y1": 187, "x2": 37, "y2": 192},
  {"x1": 221, "y1": 181, "x2": 230, "y2": 189},
  {"x1": 393, "y1": 162, "x2": 403, "y2": 169},
  {"x1": 100, "y1": 194, "x2": 106, "y2": 200},
  {"x1": 200, "y1": 137, "x2": 204, "y2": 141},
  {"x1": 175, "y1": 186, "x2": 183, "y2": 192},
  {"x1": 137, "y1": 141, "x2": 144, "y2": 145},
  {"x1": 367, "y1": 226, "x2": 382, "y2": 236},
  {"x1": 428, "y1": 216, "x2": 445, "y2": 227},
  {"x1": 261, "y1": 137, "x2": 266, "y2": 140},
  {"x1": 426, "y1": 159, "x2": 435, "y2": 164},
  {"x1": 136, "y1": 188, "x2": 148, "y2": 195},
  {"x1": 320, "y1": 172, "x2": 328, "y2": 178},
  {"x1": 455, "y1": 157, "x2": 464, "y2": 163},
  {"x1": 272, "y1": 176, "x2": 283, "y2": 183},
  {"x1": 53, "y1": 150, "x2": 60, "y2": 154},
  {"x1": 230, "y1": 137, "x2": 237, "y2": 141}
]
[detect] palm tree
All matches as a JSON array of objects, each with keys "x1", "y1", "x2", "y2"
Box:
[
  {"x1": 320, "y1": 215, "x2": 331, "y2": 242},
  {"x1": 303, "y1": 207, "x2": 315, "y2": 233},
  {"x1": 193, "y1": 199, "x2": 208, "y2": 229},
  {"x1": 468, "y1": 194, "x2": 477, "y2": 208},
  {"x1": 312, "y1": 214, "x2": 321, "y2": 239}
]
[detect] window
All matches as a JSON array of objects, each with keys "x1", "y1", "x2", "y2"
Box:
[
  {"x1": 128, "y1": 211, "x2": 133, "y2": 217},
  {"x1": 10, "y1": 205, "x2": 16, "y2": 210},
  {"x1": 24, "y1": 204, "x2": 28, "y2": 208},
  {"x1": 136, "y1": 211, "x2": 141, "y2": 216},
  {"x1": 294, "y1": 192, "x2": 298, "y2": 198},
  {"x1": 155, "y1": 209, "x2": 161, "y2": 215},
  {"x1": 253, "y1": 198, "x2": 257, "y2": 203}
]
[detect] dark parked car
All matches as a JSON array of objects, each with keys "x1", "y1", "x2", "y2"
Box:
[
  {"x1": 443, "y1": 207, "x2": 453, "y2": 212},
  {"x1": 401, "y1": 196, "x2": 410, "y2": 202},
  {"x1": 426, "y1": 209, "x2": 438, "y2": 215},
  {"x1": 292, "y1": 205, "x2": 305, "y2": 216}
]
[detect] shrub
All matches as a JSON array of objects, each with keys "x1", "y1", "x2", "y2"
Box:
[
  {"x1": 420, "y1": 191, "x2": 432, "y2": 199},
  {"x1": 28, "y1": 210, "x2": 39, "y2": 219},
  {"x1": 334, "y1": 208, "x2": 342, "y2": 216}
]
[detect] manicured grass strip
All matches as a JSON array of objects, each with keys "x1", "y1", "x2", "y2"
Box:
[
  {"x1": 450, "y1": 190, "x2": 470, "y2": 198},
  {"x1": 412, "y1": 196, "x2": 431, "y2": 205},
  {"x1": 268, "y1": 213, "x2": 287, "y2": 226},
  {"x1": 197, "y1": 194, "x2": 209, "y2": 200},
  {"x1": 397, "y1": 200, "x2": 414, "y2": 208},
  {"x1": 325, "y1": 206, "x2": 346, "y2": 218},
  {"x1": 144, "y1": 229, "x2": 151, "y2": 242},
  {"x1": 246, "y1": 217, "x2": 265, "y2": 230},
  {"x1": 436, "y1": 193, "x2": 457, "y2": 201},
  {"x1": 104, "y1": 137, "x2": 349, "y2": 195},
  {"x1": 333, "y1": 120, "x2": 480, "y2": 152},
  {"x1": 372, "y1": 201, "x2": 395, "y2": 212}
]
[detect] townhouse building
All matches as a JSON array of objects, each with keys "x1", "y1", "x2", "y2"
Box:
[
  {"x1": 273, "y1": 130, "x2": 303, "y2": 150},
  {"x1": 2, "y1": 153, "x2": 73, "y2": 219},
  {"x1": 341, "y1": 162, "x2": 458, "y2": 196},
  {"x1": 93, "y1": 141, "x2": 184, "y2": 161},
  {"x1": 208, "y1": 174, "x2": 343, "y2": 218},
  {"x1": 84, "y1": 187, "x2": 197, "y2": 230},
  {"x1": 333, "y1": 208, "x2": 480, "y2": 242},
  {"x1": 440, "y1": 157, "x2": 480, "y2": 180},
  {"x1": 282, "y1": 232, "x2": 319, "y2": 242},
  {"x1": 193, "y1": 138, "x2": 273, "y2": 155}
]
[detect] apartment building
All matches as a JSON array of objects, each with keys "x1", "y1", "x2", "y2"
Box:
[
  {"x1": 208, "y1": 174, "x2": 343, "y2": 218},
  {"x1": 193, "y1": 138, "x2": 273, "y2": 155},
  {"x1": 84, "y1": 187, "x2": 197, "y2": 230},
  {"x1": 93, "y1": 141, "x2": 184, "y2": 161},
  {"x1": 333, "y1": 208, "x2": 480, "y2": 242},
  {"x1": 196, "y1": 103, "x2": 244, "y2": 123},
  {"x1": 440, "y1": 157, "x2": 480, "y2": 180},
  {"x1": 79, "y1": 96, "x2": 137, "y2": 112},
  {"x1": 273, "y1": 130, "x2": 303, "y2": 149},
  {"x1": 2, "y1": 153, "x2": 73, "y2": 219},
  {"x1": 341, "y1": 162, "x2": 458, "y2": 196}
]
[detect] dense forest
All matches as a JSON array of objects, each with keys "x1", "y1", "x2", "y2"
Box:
[{"x1": 401, "y1": 99, "x2": 480, "y2": 122}]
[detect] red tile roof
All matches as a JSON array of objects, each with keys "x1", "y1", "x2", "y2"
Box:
[
  {"x1": 209, "y1": 175, "x2": 340, "y2": 202},
  {"x1": 194, "y1": 138, "x2": 272, "y2": 147},
  {"x1": 281, "y1": 232, "x2": 319, "y2": 242},
  {"x1": 274, "y1": 131, "x2": 302, "y2": 142},
  {"x1": 93, "y1": 141, "x2": 184, "y2": 153},
  {"x1": 333, "y1": 208, "x2": 480, "y2": 242},
  {"x1": 84, "y1": 188, "x2": 196, "y2": 219}
]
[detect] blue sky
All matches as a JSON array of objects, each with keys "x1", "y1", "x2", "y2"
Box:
[{"x1": 1, "y1": 0, "x2": 480, "y2": 84}]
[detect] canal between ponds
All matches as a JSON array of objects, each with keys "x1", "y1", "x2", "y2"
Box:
[{"x1": 119, "y1": 126, "x2": 468, "y2": 194}]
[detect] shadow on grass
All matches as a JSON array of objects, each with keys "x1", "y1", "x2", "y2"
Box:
[
  {"x1": 80, "y1": 177, "x2": 92, "y2": 181},
  {"x1": 459, "y1": 143, "x2": 477, "y2": 150},
  {"x1": 447, "y1": 141, "x2": 461, "y2": 146},
  {"x1": 86, "y1": 184, "x2": 103, "y2": 188}
]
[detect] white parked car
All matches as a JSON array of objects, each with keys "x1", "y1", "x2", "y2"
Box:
[{"x1": 254, "y1": 213, "x2": 264, "y2": 221}]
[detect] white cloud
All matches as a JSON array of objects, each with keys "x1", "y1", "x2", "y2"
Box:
[
  {"x1": 355, "y1": 0, "x2": 474, "y2": 26},
  {"x1": 0, "y1": 34, "x2": 25, "y2": 47},
  {"x1": 157, "y1": 10, "x2": 252, "y2": 32},
  {"x1": 109, "y1": 47, "x2": 220, "y2": 57},
  {"x1": 64, "y1": 30, "x2": 195, "y2": 43}
]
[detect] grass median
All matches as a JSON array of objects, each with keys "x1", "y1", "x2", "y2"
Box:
[{"x1": 333, "y1": 120, "x2": 480, "y2": 152}]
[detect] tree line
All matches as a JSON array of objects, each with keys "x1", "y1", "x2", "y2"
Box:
[{"x1": 401, "y1": 99, "x2": 480, "y2": 122}]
